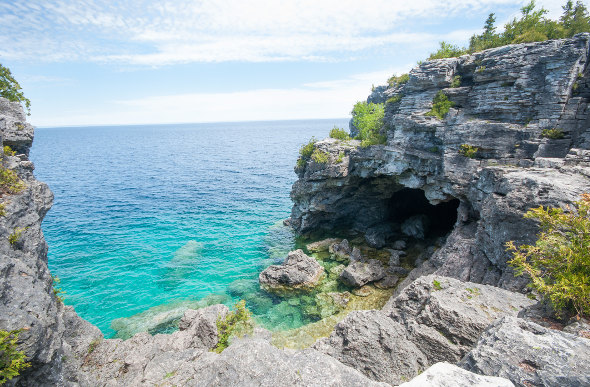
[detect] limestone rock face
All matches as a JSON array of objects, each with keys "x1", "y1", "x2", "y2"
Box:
[
  {"x1": 259, "y1": 249, "x2": 324, "y2": 293},
  {"x1": 290, "y1": 34, "x2": 590, "y2": 291},
  {"x1": 313, "y1": 310, "x2": 428, "y2": 385},
  {"x1": 315, "y1": 275, "x2": 533, "y2": 384},
  {"x1": 459, "y1": 316, "x2": 590, "y2": 387},
  {"x1": 399, "y1": 362, "x2": 515, "y2": 387}
]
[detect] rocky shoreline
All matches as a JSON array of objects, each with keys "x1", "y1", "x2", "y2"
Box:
[{"x1": 2, "y1": 35, "x2": 590, "y2": 386}]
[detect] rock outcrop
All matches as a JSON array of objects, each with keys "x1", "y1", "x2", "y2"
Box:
[
  {"x1": 399, "y1": 362, "x2": 515, "y2": 387},
  {"x1": 259, "y1": 249, "x2": 324, "y2": 293},
  {"x1": 459, "y1": 316, "x2": 590, "y2": 387},
  {"x1": 290, "y1": 34, "x2": 590, "y2": 291},
  {"x1": 314, "y1": 275, "x2": 533, "y2": 384}
]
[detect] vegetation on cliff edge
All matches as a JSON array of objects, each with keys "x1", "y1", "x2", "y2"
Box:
[
  {"x1": 351, "y1": 101, "x2": 386, "y2": 147},
  {"x1": 214, "y1": 300, "x2": 253, "y2": 353},
  {"x1": 507, "y1": 194, "x2": 590, "y2": 318},
  {"x1": 428, "y1": 1, "x2": 590, "y2": 60},
  {"x1": 0, "y1": 329, "x2": 30, "y2": 384},
  {"x1": 0, "y1": 64, "x2": 30, "y2": 115}
]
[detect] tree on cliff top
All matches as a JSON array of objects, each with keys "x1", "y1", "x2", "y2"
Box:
[{"x1": 0, "y1": 64, "x2": 30, "y2": 115}]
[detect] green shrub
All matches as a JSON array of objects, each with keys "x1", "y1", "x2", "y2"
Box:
[
  {"x1": 0, "y1": 329, "x2": 29, "y2": 384},
  {"x1": 387, "y1": 73, "x2": 410, "y2": 87},
  {"x1": 351, "y1": 101, "x2": 386, "y2": 147},
  {"x1": 541, "y1": 128, "x2": 565, "y2": 139},
  {"x1": 8, "y1": 227, "x2": 24, "y2": 246},
  {"x1": 87, "y1": 338, "x2": 100, "y2": 354},
  {"x1": 0, "y1": 167, "x2": 26, "y2": 195},
  {"x1": 433, "y1": 279, "x2": 442, "y2": 291},
  {"x1": 386, "y1": 95, "x2": 402, "y2": 105},
  {"x1": 214, "y1": 300, "x2": 253, "y2": 353},
  {"x1": 0, "y1": 64, "x2": 31, "y2": 115},
  {"x1": 450, "y1": 76, "x2": 462, "y2": 88},
  {"x1": 459, "y1": 144, "x2": 478, "y2": 158},
  {"x1": 0, "y1": 203, "x2": 5, "y2": 217},
  {"x1": 428, "y1": 41, "x2": 468, "y2": 60},
  {"x1": 425, "y1": 91, "x2": 455, "y2": 119},
  {"x1": 336, "y1": 152, "x2": 345, "y2": 163},
  {"x1": 476, "y1": 66, "x2": 486, "y2": 73},
  {"x1": 3, "y1": 146, "x2": 15, "y2": 156},
  {"x1": 506, "y1": 194, "x2": 590, "y2": 317},
  {"x1": 296, "y1": 137, "x2": 317, "y2": 168},
  {"x1": 52, "y1": 276, "x2": 65, "y2": 303},
  {"x1": 329, "y1": 127, "x2": 350, "y2": 141},
  {"x1": 311, "y1": 149, "x2": 329, "y2": 164}
]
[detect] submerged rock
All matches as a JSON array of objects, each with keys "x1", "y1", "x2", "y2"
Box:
[
  {"x1": 329, "y1": 238, "x2": 351, "y2": 261},
  {"x1": 259, "y1": 249, "x2": 324, "y2": 293},
  {"x1": 459, "y1": 316, "x2": 590, "y2": 387},
  {"x1": 306, "y1": 238, "x2": 340, "y2": 252},
  {"x1": 340, "y1": 259, "x2": 386, "y2": 287}
]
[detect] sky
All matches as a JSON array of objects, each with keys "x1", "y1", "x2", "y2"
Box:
[{"x1": 0, "y1": 0, "x2": 571, "y2": 127}]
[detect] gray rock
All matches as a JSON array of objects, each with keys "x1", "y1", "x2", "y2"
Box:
[
  {"x1": 329, "y1": 238, "x2": 351, "y2": 260},
  {"x1": 259, "y1": 249, "x2": 324, "y2": 293},
  {"x1": 340, "y1": 259, "x2": 386, "y2": 287},
  {"x1": 393, "y1": 240, "x2": 407, "y2": 250},
  {"x1": 193, "y1": 338, "x2": 389, "y2": 387},
  {"x1": 374, "y1": 274, "x2": 400, "y2": 289},
  {"x1": 399, "y1": 362, "x2": 515, "y2": 387},
  {"x1": 313, "y1": 310, "x2": 428, "y2": 385},
  {"x1": 401, "y1": 214, "x2": 430, "y2": 239},
  {"x1": 306, "y1": 238, "x2": 340, "y2": 252},
  {"x1": 384, "y1": 275, "x2": 535, "y2": 363},
  {"x1": 365, "y1": 223, "x2": 393, "y2": 248},
  {"x1": 460, "y1": 316, "x2": 590, "y2": 387}
]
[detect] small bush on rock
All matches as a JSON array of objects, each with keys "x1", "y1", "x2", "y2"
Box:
[
  {"x1": 425, "y1": 91, "x2": 455, "y2": 119},
  {"x1": 311, "y1": 149, "x2": 329, "y2": 164},
  {"x1": 387, "y1": 73, "x2": 410, "y2": 87},
  {"x1": 0, "y1": 64, "x2": 31, "y2": 115},
  {"x1": 329, "y1": 127, "x2": 350, "y2": 141},
  {"x1": 541, "y1": 128, "x2": 565, "y2": 139},
  {"x1": 0, "y1": 329, "x2": 29, "y2": 384},
  {"x1": 458, "y1": 144, "x2": 478, "y2": 158},
  {"x1": 351, "y1": 101, "x2": 386, "y2": 147},
  {"x1": 296, "y1": 137, "x2": 317, "y2": 168},
  {"x1": 214, "y1": 300, "x2": 253, "y2": 353},
  {"x1": 428, "y1": 42, "x2": 467, "y2": 60},
  {"x1": 450, "y1": 75, "x2": 462, "y2": 88},
  {"x1": 0, "y1": 166, "x2": 25, "y2": 195},
  {"x1": 386, "y1": 95, "x2": 402, "y2": 105},
  {"x1": 507, "y1": 194, "x2": 590, "y2": 318},
  {"x1": 3, "y1": 146, "x2": 15, "y2": 156}
]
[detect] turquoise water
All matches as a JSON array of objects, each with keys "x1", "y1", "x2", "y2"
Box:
[{"x1": 31, "y1": 119, "x2": 347, "y2": 337}]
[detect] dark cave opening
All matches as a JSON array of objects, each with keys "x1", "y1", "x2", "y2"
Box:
[{"x1": 387, "y1": 188, "x2": 460, "y2": 239}]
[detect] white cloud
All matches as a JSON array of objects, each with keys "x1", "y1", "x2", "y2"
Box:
[
  {"x1": 0, "y1": 0, "x2": 540, "y2": 65},
  {"x1": 35, "y1": 67, "x2": 406, "y2": 126}
]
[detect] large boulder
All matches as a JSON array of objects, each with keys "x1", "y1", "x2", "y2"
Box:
[
  {"x1": 340, "y1": 259, "x2": 386, "y2": 287},
  {"x1": 384, "y1": 275, "x2": 534, "y2": 363},
  {"x1": 399, "y1": 362, "x2": 514, "y2": 387},
  {"x1": 259, "y1": 249, "x2": 324, "y2": 293},
  {"x1": 459, "y1": 316, "x2": 590, "y2": 387},
  {"x1": 313, "y1": 310, "x2": 428, "y2": 385}
]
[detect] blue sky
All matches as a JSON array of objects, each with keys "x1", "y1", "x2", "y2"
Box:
[{"x1": 0, "y1": 0, "x2": 569, "y2": 127}]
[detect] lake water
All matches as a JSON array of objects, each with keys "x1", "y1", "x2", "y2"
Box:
[{"x1": 31, "y1": 119, "x2": 348, "y2": 337}]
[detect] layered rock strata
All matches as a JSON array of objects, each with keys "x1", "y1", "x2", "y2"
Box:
[{"x1": 290, "y1": 34, "x2": 590, "y2": 291}]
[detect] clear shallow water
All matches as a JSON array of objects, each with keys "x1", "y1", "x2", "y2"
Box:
[{"x1": 31, "y1": 119, "x2": 348, "y2": 337}]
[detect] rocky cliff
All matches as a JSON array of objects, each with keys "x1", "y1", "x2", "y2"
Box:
[
  {"x1": 2, "y1": 34, "x2": 590, "y2": 387},
  {"x1": 291, "y1": 33, "x2": 590, "y2": 291}
]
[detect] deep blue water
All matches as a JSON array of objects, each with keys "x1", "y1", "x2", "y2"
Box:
[{"x1": 31, "y1": 119, "x2": 347, "y2": 337}]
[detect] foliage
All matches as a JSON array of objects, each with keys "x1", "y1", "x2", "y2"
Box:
[
  {"x1": 541, "y1": 128, "x2": 565, "y2": 139},
  {"x1": 450, "y1": 75, "x2": 462, "y2": 88},
  {"x1": 3, "y1": 146, "x2": 15, "y2": 156},
  {"x1": 336, "y1": 152, "x2": 345, "y2": 163},
  {"x1": 476, "y1": 66, "x2": 486, "y2": 73},
  {"x1": 0, "y1": 64, "x2": 30, "y2": 115},
  {"x1": 506, "y1": 194, "x2": 590, "y2": 317},
  {"x1": 8, "y1": 227, "x2": 25, "y2": 246},
  {"x1": 386, "y1": 95, "x2": 402, "y2": 105},
  {"x1": 351, "y1": 101, "x2": 386, "y2": 147},
  {"x1": 0, "y1": 166, "x2": 26, "y2": 195},
  {"x1": 387, "y1": 73, "x2": 410, "y2": 87},
  {"x1": 428, "y1": 41, "x2": 468, "y2": 60},
  {"x1": 87, "y1": 338, "x2": 100, "y2": 354},
  {"x1": 0, "y1": 203, "x2": 5, "y2": 217},
  {"x1": 428, "y1": 1, "x2": 590, "y2": 61},
  {"x1": 458, "y1": 144, "x2": 478, "y2": 158},
  {"x1": 0, "y1": 329, "x2": 29, "y2": 384},
  {"x1": 425, "y1": 91, "x2": 455, "y2": 119},
  {"x1": 296, "y1": 137, "x2": 317, "y2": 168},
  {"x1": 311, "y1": 149, "x2": 329, "y2": 164},
  {"x1": 214, "y1": 300, "x2": 253, "y2": 353},
  {"x1": 52, "y1": 276, "x2": 65, "y2": 303},
  {"x1": 433, "y1": 279, "x2": 442, "y2": 291},
  {"x1": 329, "y1": 127, "x2": 350, "y2": 141}
]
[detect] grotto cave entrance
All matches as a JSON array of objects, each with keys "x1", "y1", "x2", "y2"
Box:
[{"x1": 387, "y1": 188, "x2": 460, "y2": 239}]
